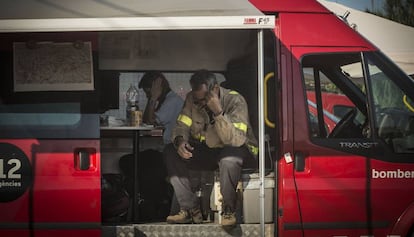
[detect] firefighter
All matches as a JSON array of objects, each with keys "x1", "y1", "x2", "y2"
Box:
[
  {"x1": 164, "y1": 69, "x2": 258, "y2": 227},
  {"x1": 139, "y1": 71, "x2": 184, "y2": 145}
]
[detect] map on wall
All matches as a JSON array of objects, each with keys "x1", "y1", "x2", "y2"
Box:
[{"x1": 13, "y1": 41, "x2": 94, "y2": 92}]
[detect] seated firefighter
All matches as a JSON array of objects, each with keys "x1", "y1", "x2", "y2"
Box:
[
  {"x1": 139, "y1": 71, "x2": 184, "y2": 145},
  {"x1": 163, "y1": 69, "x2": 258, "y2": 227},
  {"x1": 119, "y1": 71, "x2": 183, "y2": 221}
]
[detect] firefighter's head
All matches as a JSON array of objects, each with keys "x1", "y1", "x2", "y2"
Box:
[
  {"x1": 138, "y1": 71, "x2": 170, "y2": 99},
  {"x1": 190, "y1": 69, "x2": 219, "y2": 107}
]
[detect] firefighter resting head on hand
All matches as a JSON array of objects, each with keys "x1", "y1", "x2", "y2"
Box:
[{"x1": 163, "y1": 69, "x2": 258, "y2": 227}]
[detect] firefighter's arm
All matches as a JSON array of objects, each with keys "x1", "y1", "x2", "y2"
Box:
[
  {"x1": 171, "y1": 93, "x2": 192, "y2": 144},
  {"x1": 213, "y1": 97, "x2": 248, "y2": 146}
]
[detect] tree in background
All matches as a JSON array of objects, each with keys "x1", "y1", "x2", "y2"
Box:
[{"x1": 369, "y1": 0, "x2": 414, "y2": 27}]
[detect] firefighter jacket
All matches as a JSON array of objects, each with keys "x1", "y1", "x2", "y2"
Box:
[{"x1": 172, "y1": 87, "x2": 258, "y2": 157}]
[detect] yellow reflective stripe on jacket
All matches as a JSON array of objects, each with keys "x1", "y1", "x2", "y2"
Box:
[
  {"x1": 233, "y1": 122, "x2": 247, "y2": 133},
  {"x1": 177, "y1": 114, "x2": 192, "y2": 127},
  {"x1": 248, "y1": 144, "x2": 259, "y2": 156},
  {"x1": 229, "y1": 91, "x2": 239, "y2": 95},
  {"x1": 193, "y1": 134, "x2": 206, "y2": 142}
]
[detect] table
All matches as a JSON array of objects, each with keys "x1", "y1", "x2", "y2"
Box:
[{"x1": 100, "y1": 125, "x2": 163, "y2": 222}]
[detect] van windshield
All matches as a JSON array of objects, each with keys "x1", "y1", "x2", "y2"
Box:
[{"x1": 364, "y1": 53, "x2": 414, "y2": 153}]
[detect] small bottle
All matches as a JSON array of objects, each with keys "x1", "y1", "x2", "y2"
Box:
[{"x1": 126, "y1": 84, "x2": 139, "y2": 125}]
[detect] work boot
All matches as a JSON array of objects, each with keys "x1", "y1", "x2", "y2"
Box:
[
  {"x1": 189, "y1": 208, "x2": 203, "y2": 224},
  {"x1": 221, "y1": 206, "x2": 236, "y2": 227},
  {"x1": 166, "y1": 208, "x2": 203, "y2": 224}
]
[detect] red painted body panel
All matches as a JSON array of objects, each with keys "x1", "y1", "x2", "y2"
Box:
[
  {"x1": 254, "y1": 0, "x2": 414, "y2": 234},
  {"x1": 278, "y1": 14, "x2": 375, "y2": 59},
  {"x1": 250, "y1": 0, "x2": 376, "y2": 56},
  {"x1": 306, "y1": 92, "x2": 354, "y2": 115},
  {"x1": 286, "y1": 43, "x2": 414, "y2": 236},
  {"x1": 0, "y1": 139, "x2": 101, "y2": 237},
  {"x1": 307, "y1": 91, "x2": 355, "y2": 131},
  {"x1": 392, "y1": 202, "x2": 414, "y2": 235},
  {"x1": 250, "y1": 0, "x2": 330, "y2": 13}
]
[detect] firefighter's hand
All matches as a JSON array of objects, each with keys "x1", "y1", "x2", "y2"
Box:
[
  {"x1": 177, "y1": 141, "x2": 193, "y2": 159},
  {"x1": 206, "y1": 91, "x2": 223, "y2": 116}
]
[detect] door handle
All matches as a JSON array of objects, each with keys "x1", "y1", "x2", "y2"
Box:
[
  {"x1": 74, "y1": 148, "x2": 95, "y2": 171},
  {"x1": 294, "y1": 151, "x2": 305, "y2": 172}
]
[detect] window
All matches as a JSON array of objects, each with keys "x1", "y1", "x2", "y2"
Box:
[
  {"x1": 0, "y1": 103, "x2": 81, "y2": 127},
  {"x1": 302, "y1": 53, "x2": 366, "y2": 139},
  {"x1": 301, "y1": 52, "x2": 414, "y2": 154},
  {"x1": 365, "y1": 55, "x2": 414, "y2": 153}
]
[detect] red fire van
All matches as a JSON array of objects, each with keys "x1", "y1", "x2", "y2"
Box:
[{"x1": 1, "y1": 0, "x2": 414, "y2": 236}]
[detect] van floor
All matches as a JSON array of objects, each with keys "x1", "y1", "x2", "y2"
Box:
[{"x1": 102, "y1": 223, "x2": 274, "y2": 237}]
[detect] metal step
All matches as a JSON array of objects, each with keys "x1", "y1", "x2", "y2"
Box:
[{"x1": 104, "y1": 223, "x2": 274, "y2": 237}]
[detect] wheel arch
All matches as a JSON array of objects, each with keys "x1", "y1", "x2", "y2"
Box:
[{"x1": 391, "y1": 202, "x2": 414, "y2": 237}]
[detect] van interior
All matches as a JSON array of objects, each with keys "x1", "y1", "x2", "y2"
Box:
[{"x1": 0, "y1": 29, "x2": 278, "y2": 224}]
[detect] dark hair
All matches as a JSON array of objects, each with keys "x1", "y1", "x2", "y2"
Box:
[
  {"x1": 138, "y1": 71, "x2": 166, "y2": 89},
  {"x1": 190, "y1": 69, "x2": 217, "y2": 91},
  {"x1": 138, "y1": 71, "x2": 171, "y2": 110}
]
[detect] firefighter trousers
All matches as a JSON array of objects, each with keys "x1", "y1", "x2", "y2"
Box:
[{"x1": 163, "y1": 142, "x2": 254, "y2": 212}]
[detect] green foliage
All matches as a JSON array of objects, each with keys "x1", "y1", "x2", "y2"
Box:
[{"x1": 368, "y1": 0, "x2": 414, "y2": 27}]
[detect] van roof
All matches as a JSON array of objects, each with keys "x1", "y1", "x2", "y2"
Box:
[
  {"x1": 0, "y1": 0, "x2": 274, "y2": 32},
  {"x1": 250, "y1": 0, "x2": 331, "y2": 13}
]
